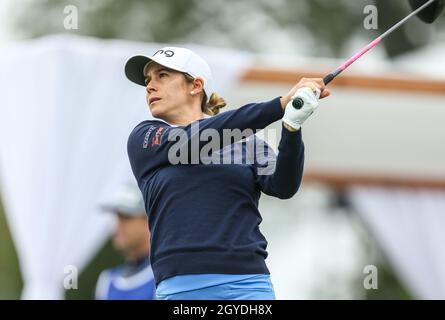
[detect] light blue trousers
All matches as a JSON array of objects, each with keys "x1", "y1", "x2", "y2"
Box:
[{"x1": 156, "y1": 275, "x2": 276, "y2": 300}]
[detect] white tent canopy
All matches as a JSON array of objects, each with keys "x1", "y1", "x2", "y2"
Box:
[
  {"x1": 393, "y1": 43, "x2": 445, "y2": 80},
  {"x1": 349, "y1": 186, "x2": 445, "y2": 299}
]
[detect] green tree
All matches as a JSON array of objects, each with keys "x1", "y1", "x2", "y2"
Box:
[{"x1": 11, "y1": 0, "x2": 445, "y2": 58}]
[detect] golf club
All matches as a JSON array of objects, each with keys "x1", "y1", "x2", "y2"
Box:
[{"x1": 292, "y1": 0, "x2": 444, "y2": 109}]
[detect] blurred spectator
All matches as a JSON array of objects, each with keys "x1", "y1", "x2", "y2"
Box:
[{"x1": 95, "y1": 183, "x2": 155, "y2": 300}]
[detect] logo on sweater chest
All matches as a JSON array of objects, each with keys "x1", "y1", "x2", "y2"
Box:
[
  {"x1": 151, "y1": 127, "x2": 165, "y2": 146},
  {"x1": 143, "y1": 126, "x2": 156, "y2": 149},
  {"x1": 143, "y1": 126, "x2": 166, "y2": 148}
]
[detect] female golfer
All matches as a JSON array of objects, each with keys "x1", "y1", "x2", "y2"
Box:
[{"x1": 124, "y1": 47, "x2": 329, "y2": 300}]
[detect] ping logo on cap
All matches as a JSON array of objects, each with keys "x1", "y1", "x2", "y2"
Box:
[{"x1": 153, "y1": 49, "x2": 175, "y2": 58}]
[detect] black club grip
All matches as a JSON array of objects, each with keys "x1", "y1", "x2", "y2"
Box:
[
  {"x1": 323, "y1": 73, "x2": 335, "y2": 85},
  {"x1": 292, "y1": 97, "x2": 304, "y2": 110}
]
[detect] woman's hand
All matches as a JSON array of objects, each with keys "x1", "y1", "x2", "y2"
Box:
[{"x1": 280, "y1": 78, "x2": 330, "y2": 110}]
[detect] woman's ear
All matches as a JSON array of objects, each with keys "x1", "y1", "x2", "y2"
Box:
[{"x1": 192, "y1": 77, "x2": 205, "y2": 95}]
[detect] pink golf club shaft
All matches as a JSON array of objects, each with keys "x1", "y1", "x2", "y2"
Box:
[{"x1": 323, "y1": 0, "x2": 436, "y2": 85}]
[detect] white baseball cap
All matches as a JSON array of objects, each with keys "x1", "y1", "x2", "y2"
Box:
[
  {"x1": 125, "y1": 46, "x2": 215, "y2": 102},
  {"x1": 101, "y1": 182, "x2": 146, "y2": 217}
]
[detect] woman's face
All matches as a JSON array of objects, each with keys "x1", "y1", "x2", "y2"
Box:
[{"x1": 144, "y1": 62, "x2": 193, "y2": 119}]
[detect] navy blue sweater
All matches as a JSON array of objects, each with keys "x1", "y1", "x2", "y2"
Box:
[{"x1": 127, "y1": 97, "x2": 305, "y2": 285}]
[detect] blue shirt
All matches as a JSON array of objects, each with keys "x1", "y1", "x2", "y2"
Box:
[
  {"x1": 95, "y1": 256, "x2": 156, "y2": 300},
  {"x1": 127, "y1": 97, "x2": 305, "y2": 286}
]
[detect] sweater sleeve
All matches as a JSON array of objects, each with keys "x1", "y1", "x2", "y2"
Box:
[
  {"x1": 127, "y1": 97, "x2": 284, "y2": 181},
  {"x1": 252, "y1": 124, "x2": 305, "y2": 199}
]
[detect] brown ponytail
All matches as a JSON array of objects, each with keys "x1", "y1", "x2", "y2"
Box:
[
  {"x1": 201, "y1": 92, "x2": 226, "y2": 116},
  {"x1": 184, "y1": 73, "x2": 226, "y2": 116}
]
